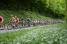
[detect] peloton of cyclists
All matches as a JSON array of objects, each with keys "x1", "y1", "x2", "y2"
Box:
[
  {"x1": 9, "y1": 15, "x2": 20, "y2": 28},
  {"x1": 0, "y1": 15, "x2": 32, "y2": 29}
]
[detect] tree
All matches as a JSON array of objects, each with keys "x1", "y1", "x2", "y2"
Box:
[{"x1": 41, "y1": 0, "x2": 65, "y2": 15}]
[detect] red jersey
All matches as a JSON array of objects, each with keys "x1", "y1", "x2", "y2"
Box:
[{"x1": 16, "y1": 18, "x2": 19, "y2": 23}]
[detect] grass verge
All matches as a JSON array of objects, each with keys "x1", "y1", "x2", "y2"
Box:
[{"x1": 0, "y1": 24, "x2": 67, "y2": 44}]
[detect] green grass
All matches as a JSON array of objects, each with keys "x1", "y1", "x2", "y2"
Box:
[
  {"x1": 13, "y1": 24, "x2": 66, "y2": 44},
  {"x1": 0, "y1": 24, "x2": 67, "y2": 44},
  {"x1": 0, "y1": 29, "x2": 32, "y2": 44}
]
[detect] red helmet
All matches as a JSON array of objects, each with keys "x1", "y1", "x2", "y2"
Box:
[{"x1": 0, "y1": 16, "x2": 3, "y2": 22}]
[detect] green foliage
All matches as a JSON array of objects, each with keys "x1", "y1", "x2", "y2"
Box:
[
  {"x1": 31, "y1": 0, "x2": 65, "y2": 18},
  {"x1": 41, "y1": 0, "x2": 66, "y2": 14},
  {"x1": 0, "y1": 0, "x2": 66, "y2": 14},
  {"x1": 0, "y1": 0, "x2": 65, "y2": 20}
]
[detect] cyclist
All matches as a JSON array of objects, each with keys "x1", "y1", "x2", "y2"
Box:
[{"x1": 9, "y1": 15, "x2": 16, "y2": 28}]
